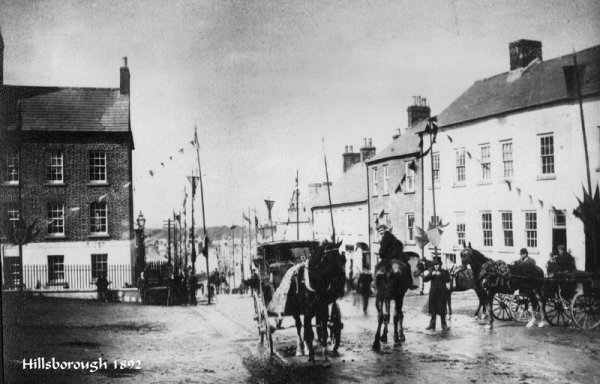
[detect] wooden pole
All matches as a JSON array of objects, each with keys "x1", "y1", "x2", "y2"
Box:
[
  {"x1": 323, "y1": 138, "x2": 335, "y2": 243},
  {"x1": 573, "y1": 52, "x2": 592, "y2": 193}
]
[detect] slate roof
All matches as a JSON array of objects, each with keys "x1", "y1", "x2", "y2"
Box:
[
  {"x1": 437, "y1": 45, "x2": 600, "y2": 127},
  {"x1": 366, "y1": 119, "x2": 426, "y2": 164},
  {"x1": 0, "y1": 85, "x2": 130, "y2": 132},
  {"x1": 308, "y1": 162, "x2": 368, "y2": 209}
]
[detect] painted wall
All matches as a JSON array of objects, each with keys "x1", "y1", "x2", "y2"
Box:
[{"x1": 423, "y1": 98, "x2": 600, "y2": 270}]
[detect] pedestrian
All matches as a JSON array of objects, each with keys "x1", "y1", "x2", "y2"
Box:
[
  {"x1": 375, "y1": 224, "x2": 417, "y2": 289},
  {"x1": 517, "y1": 248, "x2": 536, "y2": 265},
  {"x1": 347, "y1": 259, "x2": 354, "y2": 292},
  {"x1": 423, "y1": 257, "x2": 450, "y2": 331},
  {"x1": 187, "y1": 268, "x2": 198, "y2": 306},
  {"x1": 136, "y1": 271, "x2": 147, "y2": 304},
  {"x1": 356, "y1": 268, "x2": 373, "y2": 315},
  {"x1": 95, "y1": 273, "x2": 110, "y2": 302}
]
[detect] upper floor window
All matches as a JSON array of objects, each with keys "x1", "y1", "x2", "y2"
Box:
[
  {"x1": 540, "y1": 134, "x2": 554, "y2": 175},
  {"x1": 404, "y1": 162, "x2": 415, "y2": 193},
  {"x1": 482, "y1": 212, "x2": 493, "y2": 247},
  {"x1": 4, "y1": 153, "x2": 19, "y2": 183},
  {"x1": 432, "y1": 152, "x2": 440, "y2": 185},
  {"x1": 455, "y1": 149, "x2": 466, "y2": 183},
  {"x1": 502, "y1": 141, "x2": 513, "y2": 178},
  {"x1": 46, "y1": 151, "x2": 64, "y2": 183},
  {"x1": 372, "y1": 168, "x2": 378, "y2": 196},
  {"x1": 382, "y1": 165, "x2": 389, "y2": 194},
  {"x1": 406, "y1": 213, "x2": 415, "y2": 243},
  {"x1": 89, "y1": 152, "x2": 107, "y2": 183},
  {"x1": 47, "y1": 202, "x2": 65, "y2": 236},
  {"x1": 501, "y1": 211, "x2": 514, "y2": 247},
  {"x1": 525, "y1": 211, "x2": 538, "y2": 248},
  {"x1": 90, "y1": 202, "x2": 108, "y2": 235},
  {"x1": 480, "y1": 144, "x2": 491, "y2": 180}
]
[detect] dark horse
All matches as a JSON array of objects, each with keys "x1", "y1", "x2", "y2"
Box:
[
  {"x1": 460, "y1": 244, "x2": 546, "y2": 329},
  {"x1": 416, "y1": 259, "x2": 487, "y2": 319},
  {"x1": 372, "y1": 252, "x2": 419, "y2": 351},
  {"x1": 287, "y1": 241, "x2": 345, "y2": 362}
]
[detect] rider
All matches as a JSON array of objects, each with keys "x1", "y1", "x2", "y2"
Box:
[{"x1": 375, "y1": 224, "x2": 418, "y2": 290}]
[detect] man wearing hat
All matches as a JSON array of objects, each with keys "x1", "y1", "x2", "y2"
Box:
[
  {"x1": 422, "y1": 256, "x2": 450, "y2": 331},
  {"x1": 518, "y1": 248, "x2": 536, "y2": 265},
  {"x1": 376, "y1": 224, "x2": 418, "y2": 290}
]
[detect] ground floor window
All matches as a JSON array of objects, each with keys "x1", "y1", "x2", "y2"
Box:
[
  {"x1": 501, "y1": 211, "x2": 514, "y2": 247},
  {"x1": 48, "y1": 255, "x2": 64, "y2": 281},
  {"x1": 482, "y1": 212, "x2": 493, "y2": 247},
  {"x1": 525, "y1": 211, "x2": 538, "y2": 248},
  {"x1": 91, "y1": 254, "x2": 108, "y2": 279}
]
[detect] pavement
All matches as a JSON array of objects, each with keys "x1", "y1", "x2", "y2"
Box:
[{"x1": 3, "y1": 290, "x2": 600, "y2": 384}]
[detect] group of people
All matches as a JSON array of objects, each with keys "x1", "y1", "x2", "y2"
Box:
[
  {"x1": 136, "y1": 266, "x2": 202, "y2": 306},
  {"x1": 351, "y1": 223, "x2": 578, "y2": 332}
]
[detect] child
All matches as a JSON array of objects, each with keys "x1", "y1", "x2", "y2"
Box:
[{"x1": 423, "y1": 257, "x2": 450, "y2": 331}]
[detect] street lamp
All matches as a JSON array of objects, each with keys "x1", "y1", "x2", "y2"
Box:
[{"x1": 135, "y1": 211, "x2": 146, "y2": 278}]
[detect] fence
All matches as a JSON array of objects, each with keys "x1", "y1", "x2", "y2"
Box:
[{"x1": 2, "y1": 264, "x2": 134, "y2": 291}]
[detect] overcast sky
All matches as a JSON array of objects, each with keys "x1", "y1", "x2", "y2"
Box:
[{"x1": 2, "y1": 0, "x2": 599, "y2": 228}]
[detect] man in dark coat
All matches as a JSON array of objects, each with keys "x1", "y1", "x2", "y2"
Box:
[
  {"x1": 375, "y1": 224, "x2": 417, "y2": 289},
  {"x1": 187, "y1": 269, "x2": 198, "y2": 306},
  {"x1": 95, "y1": 273, "x2": 110, "y2": 302},
  {"x1": 136, "y1": 271, "x2": 147, "y2": 304},
  {"x1": 356, "y1": 268, "x2": 373, "y2": 314},
  {"x1": 423, "y1": 257, "x2": 450, "y2": 331}
]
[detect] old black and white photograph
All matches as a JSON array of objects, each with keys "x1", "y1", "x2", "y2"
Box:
[{"x1": 1, "y1": 1, "x2": 600, "y2": 383}]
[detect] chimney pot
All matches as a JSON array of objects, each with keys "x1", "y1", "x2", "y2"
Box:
[
  {"x1": 350, "y1": 145, "x2": 353, "y2": 152},
  {"x1": 123, "y1": 56, "x2": 128, "y2": 67},
  {"x1": 345, "y1": 145, "x2": 348, "y2": 153},
  {"x1": 368, "y1": 138, "x2": 372, "y2": 146}
]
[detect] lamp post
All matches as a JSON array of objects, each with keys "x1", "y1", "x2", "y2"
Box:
[{"x1": 135, "y1": 211, "x2": 146, "y2": 279}]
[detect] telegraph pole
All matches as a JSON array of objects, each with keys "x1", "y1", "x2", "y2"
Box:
[{"x1": 163, "y1": 219, "x2": 172, "y2": 264}]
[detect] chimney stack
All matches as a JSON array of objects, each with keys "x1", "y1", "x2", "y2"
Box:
[
  {"x1": 343, "y1": 145, "x2": 361, "y2": 173},
  {"x1": 120, "y1": 57, "x2": 130, "y2": 95},
  {"x1": 407, "y1": 95, "x2": 431, "y2": 128},
  {"x1": 509, "y1": 40, "x2": 542, "y2": 70},
  {"x1": 360, "y1": 138, "x2": 376, "y2": 162}
]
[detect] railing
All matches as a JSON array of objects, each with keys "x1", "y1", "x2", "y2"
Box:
[{"x1": 2, "y1": 264, "x2": 134, "y2": 291}]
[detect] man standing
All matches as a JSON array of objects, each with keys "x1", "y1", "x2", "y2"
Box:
[
  {"x1": 95, "y1": 273, "x2": 110, "y2": 302},
  {"x1": 136, "y1": 271, "x2": 147, "y2": 305},
  {"x1": 423, "y1": 257, "x2": 450, "y2": 331},
  {"x1": 375, "y1": 224, "x2": 418, "y2": 289},
  {"x1": 187, "y1": 268, "x2": 198, "y2": 306},
  {"x1": 356, "y1": 267, "x2": 373, "y2": 314}
]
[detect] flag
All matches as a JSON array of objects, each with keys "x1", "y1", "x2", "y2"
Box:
[
  {"x1": 255, "y1": 216, "x2": 259, "y2": 229},
  {"x1": 98, "y1": 194, "x2": 108, "y2": 202},
  {"x1": 400, "y1": 174, "x2": 406, "y2": 185},
  {"x1": 504, "y1": 179, "x2": 512, "y2": 191},
  {"x1": 149, "y1": 170, "x2": 154, "y2": 176},
  {"x1": 516, "y1": 187, "x2": 521, "y2": 196},
  {"x1": 174, "y1": 212, "x2": 181, "y2": 223},
  {"x1": 408, "y1": 160, "x2": 417, "y2": 171},
  {"x1": 466, "y1": 151, "x2": 472, "y2": 159},
  {"x1": 160, "y1": 162, "x2": 165, "y2": 167},
  {"x1": 395, "y1": 182, "x2": 402, "y2": 193},
  {"x1": 179, "y1": 148, "x2": 184, "y2": 154},
  {"x1": 169, "y1": 156, "x2": 173, "y2": 160},
  {"x1": 122, "y1": 182, "x2": 131, "y2": 189},
  {"x1": 447, "y1": 134, "x2": 453, "y2": 143},
  {"x1": 538, "y1": 199, "x2": 544, "y2": 208},
  {"x1": 193, "y1": 125, "x2": 199, "y2": 148},
  {"x1": 243, "y1": 214, "x2": 251, "y2": 223}
]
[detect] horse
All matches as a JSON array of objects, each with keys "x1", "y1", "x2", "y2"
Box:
[
  {"x1": 460, "y1": 243, "x2": 546, "y2": 329},
  {"x1": 372, "y1": 252, "x2": 420, "y2": 351},
  {"x1": 286, "y1": 241, "x2": 345, "y2": 362},
  {"x1": 416, "y1": 259, "x2": 488, "y2": 319}
]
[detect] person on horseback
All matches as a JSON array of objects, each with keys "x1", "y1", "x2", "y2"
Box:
[{"x1": 375, "y1": 224, "x2": 418, "y2": 289}]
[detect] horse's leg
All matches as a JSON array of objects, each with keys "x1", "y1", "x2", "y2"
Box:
[
  {"x1": 381, "y1": 299, "x2": 390, "y2": 344},
  {"x1": 536, "y1": 292, "x2": 547, "y2": 328},
  {"x1": 485, "y1": 292, "x2": 494, "y2": 329},
  {"x1": 305, "y1": 313, "x2": 315, "y2": 362},
  {"x1": 294, "y1": 314, "x2": 305, "y2": 356},
  {"x1": 317, "y1": 303, "x2": 329, "y2": 361},
  {"x1": 372, "y1": 295, "x2": 383, "y2": 351},
  {"x1": 394, "y1": 295, "x2": 405, "y2": 343}
]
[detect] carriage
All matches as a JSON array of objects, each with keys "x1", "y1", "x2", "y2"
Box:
[
  {"x1": 491, "y1": 271, "x2": 600, "y2": 330},
  {"x1": 252, "y1": 240, "x2": 347, "y2": 356}
]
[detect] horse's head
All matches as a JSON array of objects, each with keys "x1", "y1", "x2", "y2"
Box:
[
  {"x1": 416, "y1": 258, "x2": 432, "y2": 275},
  {"x1": 307, "y1": 241, "x2": 345, "y2": 299},
  {"x1": 460, "y1": 241, "x2": 478, "y2": 267}
]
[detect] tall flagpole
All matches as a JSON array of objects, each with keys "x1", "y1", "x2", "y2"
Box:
[
  {"x1": 322, "y1": 137, "x2": 335, "y2": 243},
  {"x1": 193, "y1": 124, "x2": 211, "y2": 304},
  {"x1": 296, "y1": 170, "x2": 300, "y2": 240}
]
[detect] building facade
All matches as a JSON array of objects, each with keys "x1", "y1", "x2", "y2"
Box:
[
  {"x1": 366, "y1": 98, "x2": 431, "y2": 265},
  {"x1": 309, "y1": 140, "x2": 375, "y2": 274},
  {"x1": 0, "y1": 32, "x2": 135, "y2": 290},
  {"x1": 422, "y1": 41, "x2": 600, "y2": 270}
]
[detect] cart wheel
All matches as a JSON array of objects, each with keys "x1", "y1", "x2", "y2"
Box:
[
  {"x1": 509, "y1": 294, "x2": 533, "y2": 323},
  {"x1": 492, "y1": 293, "x2": 512, "y2": 321},
  {"x1": 543, "y1": 295, "x2": 571, "y2": 327},
  {"x1": 570, "y1": 293, "x2": 600, "y2": 330}
]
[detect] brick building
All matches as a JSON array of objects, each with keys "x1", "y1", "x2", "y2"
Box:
[
  {"x1": 366, "y1": 97, "x2": 430, "y2": 262},
  {"x1": 0, "y1": 30, "x2": 136, "y2": 290}
]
